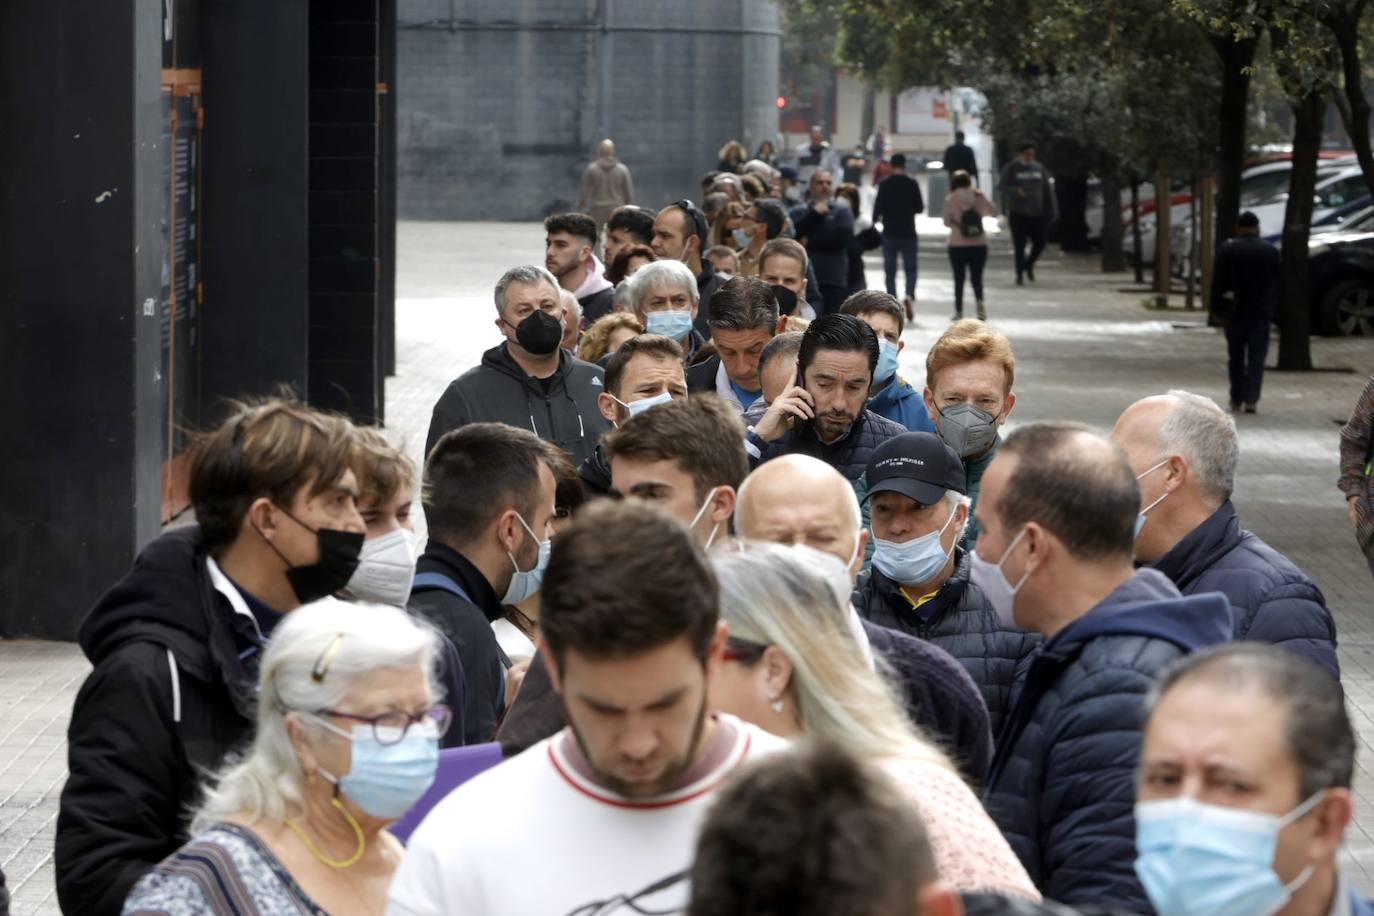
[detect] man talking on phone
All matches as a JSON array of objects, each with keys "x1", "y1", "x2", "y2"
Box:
[{"x1": 745, "y1": 314, "x2": 906, "y2": 504}]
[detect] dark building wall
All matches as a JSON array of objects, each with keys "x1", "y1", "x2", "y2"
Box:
[
  {"x1": 396, "y1": 0, "x2": 781, "y2": 220},
  {"x1": 0, "y1": 0, "x2": 165, "y2": 638}
]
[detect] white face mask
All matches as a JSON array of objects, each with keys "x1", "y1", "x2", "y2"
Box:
[
  {"x1": 689, "y1": 487, "x2": 722, "y2": 550},
  {"x1": 345, "y1": 528, "x2": 417, "y2": 607},
  {"x1": 968, "y1": 528, "x2": 1030, "y2": 628},
  {"x1": 1134, "y1": 459, "x2": 1170, "y2": 539},
  {"x1": 612, "y1": 390, "x2": 674, "y2": 421}
]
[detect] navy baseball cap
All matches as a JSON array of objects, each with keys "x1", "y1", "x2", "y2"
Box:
[
  {"x1": 864, "y1": 432, "x2": 967, "y2": 505},
  {"x1": 779, "y1": 165, "x2": 799, "y2": 181}
]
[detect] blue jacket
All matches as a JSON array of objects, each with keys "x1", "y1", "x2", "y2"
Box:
[
  {"x1": 867, "y1": 376, "x2": 935, "y2": 434},
  {"x1": 1151, "y1": 500, "x2": 1338, "y2": 679},
  {"x1": 853, "y1": 548, "x2": 1041, "y2": 737},
  {"x1": 983, "y1": 569, "x2": 1232, "y2": 912}
]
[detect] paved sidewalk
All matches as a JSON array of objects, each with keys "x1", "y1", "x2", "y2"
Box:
[{"x1": 3, "y1": 221, "x2": 1371, "y2": 913}]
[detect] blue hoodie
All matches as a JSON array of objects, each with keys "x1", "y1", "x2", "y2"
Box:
[
  {"x1": 866, "y1": 375, "x2": 935, "y2": 434},
  {"x1": 983, "y1": 568, "x2": 1232, "y2": 913}
]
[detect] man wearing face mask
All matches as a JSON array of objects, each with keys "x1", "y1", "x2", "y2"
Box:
[
  {"x1": 579, "y1": 334, "x2": 689, "y2": 497},
  {"x1": 841, "y1": 290, "x2": 935, "y2": 433},
  {"x1": 854, "y1": 433, "x2": 1041, "y2": 736},
  {"x1": 425, "y1": 265, "x2": 610, "y2": 469},
  {"x1": 410, "y1": 423, "x2": 559, "y2": 745},
  {"x1": 56, "y1": 399, "x2": 366, "y2": 916},
  {"x1": 1110, "y1": 391, "x2": 1337, "y2": 678},
  {"x1": 628, "y1": 259, "x2": 707, "y2": 361},
  {"x1": 686, "y1": 277, "x2": 787, "y2": 413},
  {"x1": 1135, "y1": 643, "x2": 1370, "y2": 916},
  {"x1": 496, "y1": 396, "x2": 749, "y2": 759},
  {"x1": 924, "y1": 319, "x2": 1018, "y2": 550},
  {"x1": 651, "y1": 200, "x2": 721, "y2": 338},
  {"x1": 975, "y1": 422, "x2": 1232, "y2": 912},
  {"x1": 735, "y1": 454, "x2": 994, "y2": 785}
]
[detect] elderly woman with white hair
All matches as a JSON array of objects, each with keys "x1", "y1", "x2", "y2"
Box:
[
  {"x1": 708, "y1": 543, "x2": 1040, "y2": 901},
  {"x1": 123, "y1": 600, "x2": 450, "y2": 915},
  {"x1": 626, "y1": 259, "x2": 704, "y2": 359}
]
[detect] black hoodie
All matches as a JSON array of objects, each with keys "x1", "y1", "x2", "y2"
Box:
[
  {"x1": 425, "y1": 344, "x2": 610, "y2": 469},
  {"x1": 55, "y1": 527, "x2": 257, "y2": 916}
]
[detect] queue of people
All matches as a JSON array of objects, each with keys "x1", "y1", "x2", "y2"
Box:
[{"x1": 55, "y1": 160, "x2": 1366, "y2": 916}]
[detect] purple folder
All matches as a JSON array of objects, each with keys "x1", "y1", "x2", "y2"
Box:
[{"x1": 388, "y1": 742, "x2": 504, "y2": 843}]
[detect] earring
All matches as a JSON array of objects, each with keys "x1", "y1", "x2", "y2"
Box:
[{"x1": 770, "y1": 696, "x2": 785, "y2": 714}]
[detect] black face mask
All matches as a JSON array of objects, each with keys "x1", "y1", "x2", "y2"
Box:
[
  {"x1": 261, "y1": 510, "x2": 365, "y2": 605},
  {"x1": 770, "y1": 284, "x2": 799, "y2": 316},
  {"x1": 515, "y1": 309, "x2": 564, "y2": 356}
]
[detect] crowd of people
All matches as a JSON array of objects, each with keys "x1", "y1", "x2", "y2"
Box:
[{"x1": 44, "y1": 139, "x2": 1374, "y2": 916}]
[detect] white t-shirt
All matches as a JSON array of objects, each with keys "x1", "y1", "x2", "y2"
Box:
[{"x1": 386, "y1": 714, "x2": 785, "y2": 916}]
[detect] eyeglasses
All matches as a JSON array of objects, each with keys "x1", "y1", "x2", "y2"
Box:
[
  {"x1": 721, "y1": 638, "x2": 766, "y2": 664},
  {"x1": 673, "y1": 199, "x2": 707, "y2": 243},
  {"x1": 314, "y1": 705, "x2": 453, "y2": 745}
]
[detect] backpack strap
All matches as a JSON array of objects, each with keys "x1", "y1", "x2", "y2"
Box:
[{"x1": 411, "y1": 572, "x2": 473, "y2": 605}]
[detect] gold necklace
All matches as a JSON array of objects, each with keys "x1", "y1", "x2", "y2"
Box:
[{"x1": 286, "y1": 797, "x2": 366, "y2": 869}]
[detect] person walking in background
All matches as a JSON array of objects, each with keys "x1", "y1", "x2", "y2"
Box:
[
  {"x1": 1211, "y1": 210, "x2": 1280, "y2": 414},
  {"x1": 754, "y1": 139, "x2": 779, "y2": 167},
  {"x1": 943, "y1": 169, "x2": 997, "y2": 321},
  {"x1": 576, "y1": 139, "x2": 635, "y2": 228},
  {"x1": 872, "y1": 153, "x2": 923, "y2": 320},
  {"x1": 789, "y1": 169, "x2": 855, "y2": 316},
  {"x1": 1339, "y1": 373, "x2": 1374, "y2": 580},
  {"x1": 942, "y1": 130, "x2": 979, "y2": 186},
  {"x1": 999, "y1": 142, "x2": 1055, "y2": 286}
]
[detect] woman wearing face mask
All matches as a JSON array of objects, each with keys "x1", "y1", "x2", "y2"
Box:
[
  {"x1": 123, "y1": 600, "x2": 449, "y2": 915},
  {"x1": 708, "y1": 543, "x2": 1040, "y2": 901}
]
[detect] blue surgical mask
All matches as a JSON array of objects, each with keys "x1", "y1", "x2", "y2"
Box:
[
  {"x1": 871, "y1": 508, "x2": 957, "y2": 587},
  {"x1": 311, "y1": 716, "x2": 440, "y2": 819},
  {"x1": 612, "y1": 390, "x2": 674, "y2": 419},
  {"x1": 1134, "y1": 459, "x2": 1170, "y2": 539},
  {"x1": 644, "y1": 309, "x2": 695, "y2": 341},
  {"x1": 1135, "y1": 793, "x2": 1324, "y2": 916},
  {"x1": 732, "y1": 227, "x2": 751, "y2": 248},
  {"x1": 503, "y1": 513, "x2": 551, "y2": 605},
  {"x1": 874, "y1": 339, "x2": 900, "y2": 386}
]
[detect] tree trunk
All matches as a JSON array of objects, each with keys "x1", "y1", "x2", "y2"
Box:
[
  {"x1": 1276, "y1": 90, "x2": 1325, "y2": 371},
  {"x1": 1209, "y1": 34, "x2": 1259, "y2": 249},
  {"x1": 1101, "y1": 169, "x2": 1126, "y2": 272},
  {"x1": 1156, "y1": 168, "x2": 1171, "y2": 304},
  {"x1": 1329, "y1": 6, "x2": 1374, "y2": 202},
  {"x1": 1131, "y1": 179, "x2": 1144, "y2": 284},
  {"x1": 1054, "y1": 175, "x2": 1091, "y2": 252},
  {"x1": 861, "y1": 82, "x2": 878, "y2": 150}
]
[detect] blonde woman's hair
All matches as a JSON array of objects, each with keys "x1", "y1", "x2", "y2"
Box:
[
  {"x1": 711, "y1": 542, "x2": 953, "y2": 772},
  {"x1": 577, "y1": 312, "x2": 645, "y2": 364},
  {"x1": 191, "y1": 599, "x2": 440, "y2": 833}
]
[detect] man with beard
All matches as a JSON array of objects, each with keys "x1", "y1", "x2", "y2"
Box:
[
  {"x1": 746, "y1": 313, "x2": 905, "y2": 502},
  {"x1": 545, "y1": 213, "x2": 615, "y2": 323},
  {"x1": 388, "y1": 501, "x2": 786, "y2": 915}
]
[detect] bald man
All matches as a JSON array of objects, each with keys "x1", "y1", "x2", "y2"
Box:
[
  {"x1": 975, "y1": 422, "x2": 1231, "y2": 911},
  {"x1": 734, "y1": 455, "x2": 993, "y2": 783},
  {"x1": 578, "y1": 139, "x2": 635, "y2": 227},
  {"x1": 1111, "y1": 390, "x2": 1337, "y2": 677}
]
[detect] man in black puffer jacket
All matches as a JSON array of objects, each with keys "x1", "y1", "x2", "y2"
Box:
[
  {"x1": 854, "y1": 432, "x2": 1041, "y2": 736},
  {"x1": 746, "y1": 313, "x2": 905, "y2": 539},
  {"x1": 1112, "y1": 391, "x2": 1338, "y2": 678},
  {"x1": 975, "y1": 423, "x2": 1232, "y2": 913},
  {"x1": 56, "y1": 400, "x2": 367, "y2": 916}
]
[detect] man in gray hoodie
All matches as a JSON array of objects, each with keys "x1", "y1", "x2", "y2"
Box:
[
  {"x1": 425, "y1": 265, "x2": 610, "y2": 468},
  {"x1": 999, "y1": 142, "x2": 1056, "y2": 285},
  {"x1": 577, "y1": 139, "x2": 636, "y2": 227}
]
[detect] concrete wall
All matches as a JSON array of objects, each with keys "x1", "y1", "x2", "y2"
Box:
[{"x1": 396, "y1": 0, "x2": 781, "y2": 220}]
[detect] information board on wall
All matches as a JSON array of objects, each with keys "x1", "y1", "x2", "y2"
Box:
[{"x1": 895, "y1": 88, "x2": 952, "y2": 135}]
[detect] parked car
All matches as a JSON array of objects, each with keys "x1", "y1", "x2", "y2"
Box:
[{"x1": 1309, "y1": 207, "x2": 1374, "y2": 336}]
